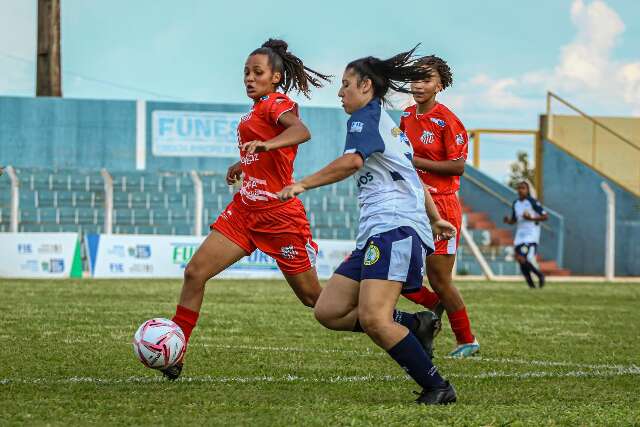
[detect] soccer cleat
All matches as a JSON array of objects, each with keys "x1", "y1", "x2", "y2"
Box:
[
  {"x1": 415, "y1": 381, "x2": 457, "y2": 405},
  {"x1": 449, "y1": 338, "x2": 480, "y2": 358},
  {"x1": 412, "y1": 311, "x2": 442, "y2": 359},
  {"x1": 160, "y1": 362, "x2": 183, "y2": 380},
  {"x1": 539, "y1": 274, "x2": 545, "y2": 288}
]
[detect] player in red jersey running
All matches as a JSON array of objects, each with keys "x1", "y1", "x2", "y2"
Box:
[
  {"x1": 400, "y1": 55, "x2": 479, "y2": 357},
  {"x1": 160, "y1": 39, "x2": 331, "y2": 379}
]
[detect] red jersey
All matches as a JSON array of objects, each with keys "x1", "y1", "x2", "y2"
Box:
[
  {"x1": 399, "y1": 103, "x2": 468, "y2": 194},
  {"x1": 236, "y1": 92, "x2": 298, "y2": 208}
]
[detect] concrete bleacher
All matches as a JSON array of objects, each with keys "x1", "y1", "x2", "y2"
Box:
[{"x1": 3, "y1": 166, "x2": 546, "y2": 276}]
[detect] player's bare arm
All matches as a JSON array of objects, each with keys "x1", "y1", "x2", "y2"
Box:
[
  {"x1": 423, "y1": 185, "x2": 456, "y2": 241},
  {"x1": 413, "y1": 156, "x2": 465, "y2": 176},
  {"x1": 278, "y1": 153, "x2": 363, "y2": 200},
  {"x1": 241, "y1": 111, "x2": 310, "y2": 153}
]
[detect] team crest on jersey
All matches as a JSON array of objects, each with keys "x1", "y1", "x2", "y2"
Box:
[
  {"x1": 350, "y1": 121, "x2": 364, "y2": 133},
  {"x1": 280, "y1": 245, "x2": 298, "y2": 260},
  {"x1": 363, "y1": 243, "x2": 380, "y2": 266},
  {"x1": 430, "y1": 118, "x2": 446, "y2": 127},
  {"x1": 391, "y1": 127, "x2": 402, "y2": 137},
  {"x1": 401, "y1": 111, "x2": 411, "y2": 118},
  {"x1": 420, "y1": 130, "x2": 435, "y2": 144},
  {"x1": 455, "y1": 133, "x2": 465, "y2": 145}
]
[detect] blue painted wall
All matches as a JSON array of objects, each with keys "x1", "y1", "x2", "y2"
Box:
[
  {"x1": 1, "y1": 96, "x2": 398, "y2": 177},
  {"x1": 541, "y1": 140, "x2": 639, "y2": 276},
  {"x1": 0, "y1": 96, "x2": 136, "y2": 170}
]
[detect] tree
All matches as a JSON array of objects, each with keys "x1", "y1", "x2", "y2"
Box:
[{"x1": 508, "y1": 151, "x2": 535, "y2": 190}]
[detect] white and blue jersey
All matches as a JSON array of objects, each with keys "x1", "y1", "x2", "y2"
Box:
[
  {"x1": 334, "y1": 98, "x2": 433, "y2": 291},
  {"x1": 511, "y1": 196, "x2": 546, "y2": 245},
  {"x1": 343, "y1": 98, "x2": 433, "y2": 251}
]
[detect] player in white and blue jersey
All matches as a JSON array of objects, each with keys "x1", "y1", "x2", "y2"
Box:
[
  {"x1": 278, "y1": 47, "x2": 457, "y2": 405},
  {"x1": 503, "y1": 181, "x2": 549, "y2": 288}
]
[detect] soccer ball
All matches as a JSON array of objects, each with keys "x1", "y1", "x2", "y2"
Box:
[{"x1": 132, "y1": 318, "x2": 185, "y2": 370}]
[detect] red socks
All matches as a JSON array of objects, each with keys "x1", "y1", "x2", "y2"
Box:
[
  {"x1": 172, "y1": 305, "x2": 199, "y2": 344},
  {"x1": 448, "y1": 307, "x2": 474, "y2": 344},
  {"x1": 403, "y1": 286, "x2": 441, "y2": 310}
]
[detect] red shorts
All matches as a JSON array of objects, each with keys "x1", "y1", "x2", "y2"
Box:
[
  {"x1": 211, "y1": 196, "x2": 318, "y2": 275},
  {"x1": 432, "y1": 193, "x2": 462, "y2": 255}
]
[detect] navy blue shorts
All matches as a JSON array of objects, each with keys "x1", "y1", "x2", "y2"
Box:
[
  {"x1": 515, "y1": 243, "x2": 538, "y2": 262},
  {"x1": 334, "y1": 226, "x2": 432, "y2": 293}
]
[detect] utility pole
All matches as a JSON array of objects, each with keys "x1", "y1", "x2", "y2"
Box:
[{"x1": 36, "y1": 0, "x2": 62, "y2": 96}]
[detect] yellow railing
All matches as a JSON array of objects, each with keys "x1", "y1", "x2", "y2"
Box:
[
  {"x1": 467, "y1": 129, "x2": 542, "y2": 194},
  {"x1": 545, "y1": 91, "x2": 640, "y2": 196}
]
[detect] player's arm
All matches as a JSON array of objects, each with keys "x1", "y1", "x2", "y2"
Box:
[
  {"x1": 522, "y1": 199, "x2": 549, "y2": 222},
  {"x1": 277, "y1": 153, "x2": 363, "y2": 200},
  {"x1": 241, "y1": 112, "x2": 310, "y2": 153},
  {"x1": 413, "y1": 156, "x2": 465, "y2": 176},
  {"x1": 503, "y1": 202, "x2": 517, "y2": 225}
]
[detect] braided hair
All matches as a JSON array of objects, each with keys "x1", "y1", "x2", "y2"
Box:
[
  {"x1": 345, "y1": 45, "x2": 431, "y2": 104},
  {"x1": 250, "y1": 39, "x2": 332, "y2": 99},
  {"x1": 415, "y1": 55, "x2": 453, "y2": 89}
]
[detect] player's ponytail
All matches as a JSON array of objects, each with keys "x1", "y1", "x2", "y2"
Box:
[
  {"x1": 250, "y1": 38, "x2": 332, "y2": 99},
  {"x1": 346, "y1": 45, "x2": 431, "y2": 103}
]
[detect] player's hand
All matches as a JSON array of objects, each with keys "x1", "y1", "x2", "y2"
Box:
[
  {"x1": 503, "y1": 215, "x2": 510, "y2": 223},
  {"x1": 226, "y1": 161, "x2": 242, "y2": 185},
  {"x1": 431, "y1": 219, "x2": 456, "y2": 242},
  {"x1": 241, "y1": 140, "x2": 270, "y2": 154},
  {"x1": 523, "y1": 211, "x2": 533, "y2": 220},
  {"x1": 277, "y1": 183, "x2": 306, "y2": 201}
]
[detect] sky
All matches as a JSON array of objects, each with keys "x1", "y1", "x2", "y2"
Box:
[{"x1": 1, "y1": 0, "x2": 639, "y2": 181}]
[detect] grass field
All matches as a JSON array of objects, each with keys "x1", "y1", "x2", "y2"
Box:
[{"x1": 1, "y1": 278, "x2": 639, "y2": 426}]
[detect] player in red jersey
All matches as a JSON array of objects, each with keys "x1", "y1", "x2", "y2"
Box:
[
  {"x1": 160, "y1": 39, "x2": 331, "y2": 379},
  {"x1": 399, "y1": 55, "x2": 479, "y2": 357}
]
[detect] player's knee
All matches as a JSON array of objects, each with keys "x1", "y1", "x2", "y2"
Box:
[
  {"x1": 314, "y1": 303, "x2": 337, "y2": 329},
  {"x1": 358, "y1": 309, "x2": 391, "y2": 341},
  {"x1": 183, "y1": 262, "x2": 207, "y2": 287},
  {"x1": 299, "y1": 292, "x2": 317, "y2": 308}
]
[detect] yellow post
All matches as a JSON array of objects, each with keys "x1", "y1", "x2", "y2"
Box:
[
  {"x1": 473, "y1": 132, "x2": 480, "y2": 168},
  {"x1": 535, "y1": 131, "x2": 543, "y2": 203}
]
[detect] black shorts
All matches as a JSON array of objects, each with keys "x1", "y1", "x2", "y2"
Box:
[{"x1": 515, "y1": 243, "x2": 538, "y2": 262}]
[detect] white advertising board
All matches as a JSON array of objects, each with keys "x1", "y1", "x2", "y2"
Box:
[{"x1": 0, "y1": 233, "x2": 81, "y2": 278}]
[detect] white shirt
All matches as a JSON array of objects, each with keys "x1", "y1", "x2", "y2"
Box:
[
  {"x1": 343, "y1": 98, "x2": 433, "y2": 250},
  {"x1": 511, "y1": 196, "x2": 546, "y2": 245}
]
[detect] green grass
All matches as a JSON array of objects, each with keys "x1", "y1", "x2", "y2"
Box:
[{"x1": 1, "y1": 279, "x2": 639, "y2": 426}]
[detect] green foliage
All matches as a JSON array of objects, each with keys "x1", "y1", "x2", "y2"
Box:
[
  {"x1": 508, "y1": 151, "x2": 536, "y2": 191},
  {"x1": 1, "y1": 279, "x2": 639, "y2": 426}
]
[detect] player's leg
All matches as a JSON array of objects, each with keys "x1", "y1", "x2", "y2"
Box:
[
  {"x1": 359, "y1": 279, "x2": 455, "y2": 404},
  {"x1": 427, "y1": 253, "x2": 479, "y2": 357},
  {"x1": 515, "y1": 244, "x2": 536, "y2": 288},
  {"x1": 314, "y1": 249, "x2": 440, "y2": 355},
  {"x1": 313, "y1": 272, "x2": 360, "y2": 331},
  {"x1": 162, "y1": 230, "x2": 249, "y2": 380},
  {"x1": 282, "y1": 268, "x2": 322, "y2": 308},
  {"x1": 525, "y1": 244, "x2": 545, "y2": 288}
]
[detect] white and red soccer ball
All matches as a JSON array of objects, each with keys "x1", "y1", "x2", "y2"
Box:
[{"x1": 132, "y1": 318, "x2": 185, "y2": 370}]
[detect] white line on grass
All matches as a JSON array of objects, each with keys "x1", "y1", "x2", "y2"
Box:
[
  {"x1": 2, "y1": 366, "x2": 639, "y2": 386},
  {"x1": 202, "y1": 344, "x2": 638, "y2": 371}
]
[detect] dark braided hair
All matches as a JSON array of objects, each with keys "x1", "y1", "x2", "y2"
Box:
[
  {"x1": 250, "y1": 39, "x2": 332, "y2": 99},
  {"x1": 415, "y1": 55, "x2": 453, "y2": 89},
  {"x1": 345, "y1": 45, "x2": 431, "y2": 104}
]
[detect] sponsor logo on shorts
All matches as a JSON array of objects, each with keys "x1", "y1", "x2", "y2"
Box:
[
  {"x1": 281, "y1": 245, "x2": 298, "y2": 260},
  {"x1": 363, "y1": 243, "x2": 380, "y2": 266}
]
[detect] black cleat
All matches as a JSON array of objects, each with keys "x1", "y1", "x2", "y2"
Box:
[
  {"x1": 161, "y1": 362, "x2": 183, "y2": 381},
  {"x1": 539, "y1": 274, "x2": 545, "y2": 288},
  {"x1": 415, "y1": 381, "x2": 457, "y2": 405},
  {"x1": 412, "y1": 310, "x2": 442, "y2": 359}
]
